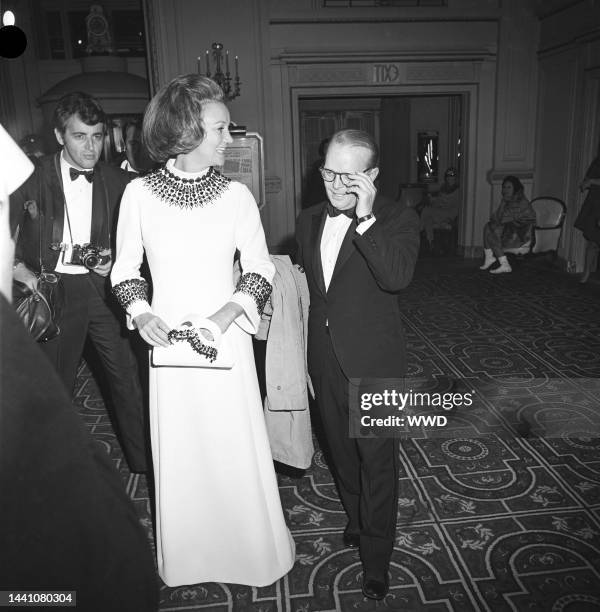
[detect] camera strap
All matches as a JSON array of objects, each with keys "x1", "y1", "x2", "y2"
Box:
[
  {"x1": 38, "y1": 170, "x2": 45, "y2": 273},
  {"x1": 54, "y1": 154, "x2": 76, "y2": 249},
  {"x1": 98, "y1": 165, "x2": 111, "y2": 247}
]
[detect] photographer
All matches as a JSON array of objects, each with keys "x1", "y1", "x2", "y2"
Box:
[{"x1": 9, "y1": 91, "x2": 147, "y2": 474}]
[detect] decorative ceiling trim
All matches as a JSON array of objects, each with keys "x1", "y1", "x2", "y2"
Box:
[
  {"x1": 273, "y1": 48, "x2": 496, "y2": 63},
  {"x1": 269, "y1": 8, "x2": 501, "y2": 25}
]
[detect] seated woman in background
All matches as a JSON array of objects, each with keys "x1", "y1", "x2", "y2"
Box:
[
  {"x1": 480, "y1": 175, "x2": 535, "y2": 274},
  {"x1": 419, "y1": 167, "x2": 460, "y2": 250}
]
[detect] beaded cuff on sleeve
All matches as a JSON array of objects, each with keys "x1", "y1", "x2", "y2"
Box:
[
  {"x1": 113, "y1": 278, "x2": 149, "y2": 311},
  {"x1": 235, "y1": 272, "x2": 272, "y2": 316}
]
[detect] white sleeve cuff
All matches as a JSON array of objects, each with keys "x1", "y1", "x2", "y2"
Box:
[
  {"x1": 230, "y1": 292, "x2": 260, "y2": 335},
  {"x1": 126, "y1": 300, "x2": 152, "y2": 331},
  {"x1": 356, "y1": 215, "x2": 376, "y2": 235}
]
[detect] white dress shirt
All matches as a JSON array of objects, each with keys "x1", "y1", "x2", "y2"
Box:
[
  {"x1": 320, "y1": 210, "x2": 376, "y2": 291},
  {"x1": 54, "y1": 152, "x2": 93, "y2": 274},
  {"x1": 120, "y1": 159, "x2": 138, "y2": 173}
]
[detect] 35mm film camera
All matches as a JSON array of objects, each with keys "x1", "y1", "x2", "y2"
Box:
[{"x1": 61, "y1": 243, "x2": 109, "y2": 270}]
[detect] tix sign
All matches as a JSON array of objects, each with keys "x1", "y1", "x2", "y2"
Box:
[{"x1": 372, "y1": 64, "x2": 401, "y2": 83}]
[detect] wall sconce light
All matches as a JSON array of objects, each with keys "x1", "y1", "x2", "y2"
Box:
[{"x1": 198, "y1": 42, "x2": 241, "y2": 101}]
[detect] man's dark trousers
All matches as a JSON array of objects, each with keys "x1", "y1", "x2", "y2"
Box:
[
  {"x1": 40, "y1": 273, "x2": 146, "y2": 472},
  {"x1": 10, "y1": 156, "x2": 147, "y2": 473},
  {"x1": 310, "y1": 329, "x2": 399, "y2": 578}
]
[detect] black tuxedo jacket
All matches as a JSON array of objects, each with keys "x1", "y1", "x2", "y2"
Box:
[
  {"x1": 10, "y1": 153, "x2": 130, "y2": 297},
  {"x1": 295, "y1": 196, "x2": 419, "y2": 379}
]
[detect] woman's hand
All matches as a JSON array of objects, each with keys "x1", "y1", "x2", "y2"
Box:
[
  {"x1": 13, "y1": 261, "x2": 38, "y2": 291},
  {"x1": 207, "y1": 302, "x2": 244, "y2": 336},
  {"x1": 133, "y1": 312, "x2": 172, "y2": 347}
]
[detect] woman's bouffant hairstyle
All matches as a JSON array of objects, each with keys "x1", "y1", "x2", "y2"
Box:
[
  {"x1": 502, "y1": 175, "x2": 525, "y2": 197},
  {"x1": 329, "y1": 129, "x2": 379, "y2": 168},
  {"x1": 142, "y1": 74, "x2": 225, "y2": 163},
  {"x1": 53, "y1": 92, "x2": 106, "y2": 134}
]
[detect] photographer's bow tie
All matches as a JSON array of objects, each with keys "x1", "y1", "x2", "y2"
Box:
[
  {"x1": 69, "y1": 168, "x2": 94, "y2": 183},
  {"x1": 326, "y1": 202, "x2": 354, "y2": 219}
]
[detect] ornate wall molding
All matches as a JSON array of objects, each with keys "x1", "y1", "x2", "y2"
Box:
[
  {"x1": 289, "y1": 65, "x2": 366, "y2": 84},
  {"x1": 275, "y1": 48, "x2": 495, "y2": 63},
  {"x1": 287, "y1": 60, "x2": 483, "y2": 87},
  {"x1": 406, "y1": 62, "x2": 477, "y2": 82},
  {"x1": 493, "y1": 1, "x2": 539, "y2": 169}
]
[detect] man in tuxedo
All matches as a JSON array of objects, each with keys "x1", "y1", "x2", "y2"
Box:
[
  {"x1": 10, "y1": 92, "x2": 147, "y2": 473},
  {"x1": 295, "y1": 129, "x2": 419, "y2": 600}
]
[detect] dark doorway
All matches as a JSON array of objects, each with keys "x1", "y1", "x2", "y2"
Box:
[{"x1": 298, "y1": 94, "x2": 463, "y2": 206}]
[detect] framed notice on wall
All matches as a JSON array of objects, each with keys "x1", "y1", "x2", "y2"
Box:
[{"x1": 218, "y1": 132, "x2": 265, "y2": 209}]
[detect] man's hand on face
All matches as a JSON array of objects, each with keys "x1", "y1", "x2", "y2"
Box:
[{"x1": 343, "y1": 171, "x2": 377, "y2": 218}]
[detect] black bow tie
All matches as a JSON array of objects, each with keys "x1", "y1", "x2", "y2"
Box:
[
  {"x1": 69, "y1": 167, "x2": 94, "y2": 183},
  {"x1": 326, "y1": 202, "x2": 355, "y2": 219}
]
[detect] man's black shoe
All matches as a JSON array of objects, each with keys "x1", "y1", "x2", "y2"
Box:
[
  {"x1": 342, "y1": 530, "x2": 360, "y2": 548},
  {"x1": 362, "y1": 575, "x2": 389, "y2": 600}
]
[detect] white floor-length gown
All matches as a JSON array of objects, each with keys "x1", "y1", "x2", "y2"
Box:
[{"x1": 111, "y1": 160, "x2": 295, "y2": 587}]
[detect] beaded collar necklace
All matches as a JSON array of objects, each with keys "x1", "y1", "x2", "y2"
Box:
[{"x1": 143, "y1": 165, "x2": 231, "y2": 209}]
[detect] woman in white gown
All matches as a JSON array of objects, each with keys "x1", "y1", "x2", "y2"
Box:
[{"x1": 110, "y1": 75, "x2": 295, "y2": 588}]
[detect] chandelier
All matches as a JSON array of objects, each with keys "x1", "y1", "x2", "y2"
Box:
[{"x1": 198, "y1": 42, "x2": 241, "y2": 101}]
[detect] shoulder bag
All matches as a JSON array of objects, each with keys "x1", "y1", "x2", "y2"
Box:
[{"x1": 12, "y1": 176, "x2": 64, "y2": 342}]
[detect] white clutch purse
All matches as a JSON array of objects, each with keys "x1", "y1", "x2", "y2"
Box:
[{"x1": 151, "y1": 316, "x2": 234, "y2": 370}]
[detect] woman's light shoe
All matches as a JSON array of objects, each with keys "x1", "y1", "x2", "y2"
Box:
[
  {"x1": 490, "y1": 262, "x2": 512, "y2": 274},
  {"x1": 479, "y1": 248, "x2": 495, "y2": 270}
]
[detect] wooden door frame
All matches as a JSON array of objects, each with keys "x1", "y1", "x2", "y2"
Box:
[{"x1": 290, "y1": 84, "x2": 473, "y2": 246}]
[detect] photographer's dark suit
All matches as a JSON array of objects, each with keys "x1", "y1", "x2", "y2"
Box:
[
  {"x1": 296, "y1": 195, "x2": 419, "y2": 578},
  {"x1": 10, "y1": 153, "x2": 147, "y2": 473}
]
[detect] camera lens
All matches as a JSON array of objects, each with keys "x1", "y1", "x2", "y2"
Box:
[{"x1": 83, "y1": 253, "x2": 100, "y2": 269}]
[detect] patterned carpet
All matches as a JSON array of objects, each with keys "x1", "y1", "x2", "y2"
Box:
[{"x1": 74, "y1": 256, "x2": 600, "y2": 611}]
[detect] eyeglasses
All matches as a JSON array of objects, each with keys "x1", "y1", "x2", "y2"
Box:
[{"x1": 319, "y1": 166, "x2": 370, "y2": 185}]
